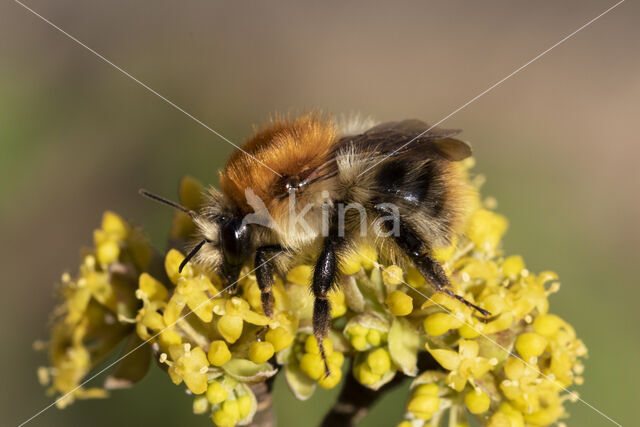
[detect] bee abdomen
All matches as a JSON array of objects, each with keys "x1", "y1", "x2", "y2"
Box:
[{"x1": 372, "y1": 157, "x2": 446, "y2": 217}]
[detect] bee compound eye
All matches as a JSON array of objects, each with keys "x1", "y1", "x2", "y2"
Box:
[
  {"x1": 284, "y1": 176, "x2": 300, "y2": 192},
  {"x1": 220, "y1": 218, "x2": 251, "y2": 265}
]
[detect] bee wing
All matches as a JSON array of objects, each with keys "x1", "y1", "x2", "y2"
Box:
[
  {"x1": 337, "y1": 119, "x2": 471, "y2": 161},
  {"x1": 297, "y1": 120, "x2": 470, "y2": 190}
]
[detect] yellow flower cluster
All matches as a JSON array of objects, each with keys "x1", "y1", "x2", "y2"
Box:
[
  {"x1": 37, "y1": 166, "x2": 587, "y2": 427},
  {"x1": 390, "y1": 165, "x2": 586, "y2": 426},
  {"x1": 36, "y1": 212, "x2": 151, "y2": 408}
]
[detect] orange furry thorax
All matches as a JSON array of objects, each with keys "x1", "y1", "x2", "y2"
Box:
[{"x1": 220, "y1": 113, "x2": 337, "y2": 214}]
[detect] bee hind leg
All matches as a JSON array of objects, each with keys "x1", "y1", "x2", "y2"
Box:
[
  {"x1": 385, "y1": 219, "x2": 490, "y2": 317},
  {"x1": 413, "y1": 253, "x2": 490, "y2": 317}
]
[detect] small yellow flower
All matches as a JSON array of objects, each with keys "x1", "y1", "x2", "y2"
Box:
[
  {"x1": 168, "y1": 345, "x2": 210, "y2": 395},
  {"x1": 208, "y1": 340, "x2": 232, "y2": 366},
  {"x1": 502, "y1": 255, "x2": 525, "y2": 277},
  {"x1": 466, "y1": 208, "x2": 508, "y2": 252},
  {"x1": 487, "y1": 402, "x2": 525, "y2": 427},
  {"x1": 213, "y1": 297, "x2": 270, "y2": 344},
  {"x1": 426, "y1": 340, "x2": 493, "y2": 391}
]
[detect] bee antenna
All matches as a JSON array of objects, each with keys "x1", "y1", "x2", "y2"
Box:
[
  {"x1": 139, "y1": 189, "x2": 196, "y2": 218},
  {"x1": 179, "y1": 239, "x2": 208, "y2": 273}
]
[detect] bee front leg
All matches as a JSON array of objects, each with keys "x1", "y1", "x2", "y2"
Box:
[
  {"x1": 254, "y1": 245, "x2": 282, "y2": 318},
  {"x1": 312, "y1": 235, "x2": 342, "y2": 378}
]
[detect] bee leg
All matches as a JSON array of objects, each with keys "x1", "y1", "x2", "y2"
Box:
[
  {"x1": 413, "y1": 252, "x2": 490, "y2": 317},
  {"x1": 254, "y1": 245, "x2": 283, "y2": 319},
  {"x1": 312, "y1": 235, "x2": 341, "y2": 378},
  {"x1": 387, "y1": 219, "x2": 490, "y2": 317}
]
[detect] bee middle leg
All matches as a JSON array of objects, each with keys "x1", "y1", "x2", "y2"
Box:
[
  {"x1": 312, "y1": 231, "x2": 343, "y2": 377},
  {"x1": 254, "y1": 245, "x2": 283, "y2": 319},
  {"x1": 383, "y1": 218, "x2": 490, "y2": 317}
]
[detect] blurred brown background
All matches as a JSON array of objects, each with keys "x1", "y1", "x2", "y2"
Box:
[{"x1": 1, "y1": 1, "x2": 638, "y2": 426}]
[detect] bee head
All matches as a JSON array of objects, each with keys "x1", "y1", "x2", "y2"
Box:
[
  {"x1": 218, "y1": 216, "x2": 252, "y2": 285},
  {"x1": 188, "y1": 187, "x2": 255, "y2": 287},
  {"x1": 139, "y1": 188, "x2": 253, "y2": 287}
]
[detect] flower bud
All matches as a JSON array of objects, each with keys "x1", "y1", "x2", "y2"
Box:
[
  {"x1": 97, "y1": 240, "x2": 120, "y2": 265},
  {"x1": 385, "y1": 290, "x2": 413, "y2": 316},
  {"x1": 318, "y1": 369, "x2": 342, "y2": 389},
  {"x1": 414, "y1": 383, "x2": 439, "y2": 397},
  {"x1": 192, "y1": 395, "x2": 209, "y2": 414},
  {"x1": 351, "y1": 335, "x2": 368, "y2": 351},
  {"x1": 465, "y1": 389, "x2": 490, "y2": 414},
  {"x1": 406, "y1": 267, "x2": 426, "y2": 287},
  {"x1": 516, "y1": 332, "x2": 547, "y2": 359},
  {"x1": 265, "y1": 327, "x2": 294, "y2": 352},
  {"x1": 367, "y1": 348, "x2": 391, "y2": 375},
  {"x1": 340, "y1": 252, "x2": 362, "y2": 275},
  {"x1": 211, "y1": 408, "x2": 235, "y2": 427},
  {"x1": 533, "y1": 314, "x2": 562, "y2": 337},
  {"x1": 359, "y1": 246, "x2": 378, "y2": 270},
  {"x1": 222, "y1": 399, "x2": 240, "y2": 419},
  {"x1": 382, "y1": 265, "x2": 404, "y2": 285},
  {"x1": 328, "y1": 289, "x2": 347, "y2": 318},
  {"x1": 423, "y1": 312, "x2": 463, "y2": 336},
  {"x1": 407, "y1": 394, "x2": 439, "y2": 420},
  {"x1": 327, "y1": 352, "x2": 345, "y2": 370},
  {"x1": 237, "y1": 394, "x2": 252, "y2": 419},
  {"x1": 206, "y1": 381, "x2": 228, "y2": 404},
  {"x1": 300, "y1": 353, "x2": 324, "y2": 380},
  {"x1": 502, "y1": 255, "x2": 525, "y2": 277},
  {"x1": 248, "y1": 341, "x2": 275, "y2": 364},
  {"x1": 458, "y1": 322, "x2": 481, "y2": 338},
  {"x1": 217, "y1": 315, "x2": 243, "y2": 344},
  {"x1": 366, "y1": 329, "x2": 382, "y2": 346},
  {"x1": 305, "y1": 336, "x2": 333, "y2": 356},
  {"x1": 286, "y1": 265, "x2": 312, "y2": 285},
  {"x1": 208, "y1": 340, "x2": 231, "y2": 366},
  {"x1": 355, "y1": 363, "x2": 381, "y2": 386}
]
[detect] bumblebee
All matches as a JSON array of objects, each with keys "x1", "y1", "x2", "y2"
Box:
[{"x1": 142, "y1": 113, "x2": 489, "y2": 375}]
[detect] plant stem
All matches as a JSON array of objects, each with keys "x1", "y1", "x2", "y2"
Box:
[
  {"x1": 319, "y1": 361, "x2": 405, "y2": 427},
  {"x1": 319, "y1": 352, "x2": 441, "y2": 426},
  {"x1": 250, "y1": 378, "x2": 275, "y2": 427}
]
